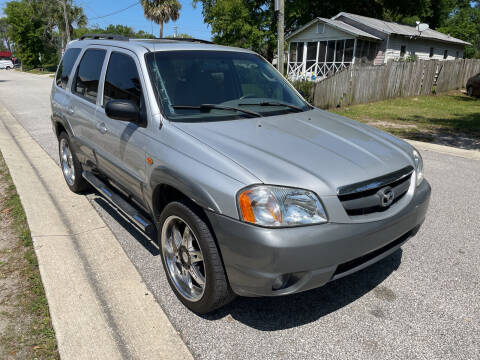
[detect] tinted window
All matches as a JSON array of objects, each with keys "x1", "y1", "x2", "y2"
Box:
[
  {"x1": 73, "y1": 49, "x2": 106, "y2": 103},
  {"x1": 56, "y1": 48, "x2": 81, "y2": 89},
  {"x1": 103, "y1": 52, "x2": 142, "y2": 107},
  {"x1": 145, "y1": 51, "x2": 309, "y2": 122}
]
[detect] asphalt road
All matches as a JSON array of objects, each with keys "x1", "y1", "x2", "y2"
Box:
[{"x1": 1, "y1": 70, "x2": 479, "y2": 360}]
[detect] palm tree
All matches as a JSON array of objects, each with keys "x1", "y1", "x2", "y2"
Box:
[{"x1": 140, "y1": 0, "x2": 182, "y2": 38}]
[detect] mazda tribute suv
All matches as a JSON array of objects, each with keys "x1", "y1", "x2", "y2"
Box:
[{"x1": 51, "y1": 34, "x2": 431, "y2": 313}]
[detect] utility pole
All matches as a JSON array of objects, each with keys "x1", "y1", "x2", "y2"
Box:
[
  {"x1": 61, "y1": 0, "x2": 70, "y2": 44},
  {"x1": 275, "y1": 0, "x2": 285, "y2": 75}
]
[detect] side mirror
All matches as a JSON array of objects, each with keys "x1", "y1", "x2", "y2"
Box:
[{"x1": 105, "y1": 100, "x2": 140, "y2": 123}]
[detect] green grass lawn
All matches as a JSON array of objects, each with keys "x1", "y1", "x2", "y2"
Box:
[
  {"x1": 331, "y1": 91, "x2": 480, "y2": 143},
  {"x1": 0, "y1": 153, "x2": 59, "y2": 359},
  {"x1": 22, "y1": 69, "x2": 55, "y2": 75}
]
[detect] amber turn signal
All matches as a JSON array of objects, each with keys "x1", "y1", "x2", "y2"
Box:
[{"x1": 239, "y1": 190, "x2": 256, "y2": 223}]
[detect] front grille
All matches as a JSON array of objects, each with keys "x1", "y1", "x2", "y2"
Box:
[
  {"x1": 333, "y1": 226, "x2": 418, "y2": 277},
  {"x1": 337, "y1": 166, "x2": 413, "y2": 216}
]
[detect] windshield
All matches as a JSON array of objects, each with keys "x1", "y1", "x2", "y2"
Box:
[{"x1": 145, "y1": 50, "x2": 310, "y2": 122}]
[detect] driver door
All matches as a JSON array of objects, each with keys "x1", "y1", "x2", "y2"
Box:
[{"x1": 95, "y1": 48, "x2": 150, "y2": 204}]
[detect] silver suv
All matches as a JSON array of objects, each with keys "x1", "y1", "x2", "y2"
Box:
[{"x1": 51, "y1": 35, "x2": 431, "y2": 313}]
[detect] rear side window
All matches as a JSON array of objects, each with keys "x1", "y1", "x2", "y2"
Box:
[
  {"x1": 103, "y1": 52, "x2": 142, "y2": 107},
  {"x1": 56, "y1": 48, "x2": 81, "y2": 89},
  {"x1": 72, "y1": 49, "x2": 106, "y2": 103}
]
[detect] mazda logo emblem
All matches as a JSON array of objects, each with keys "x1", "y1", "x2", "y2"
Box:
[{"x1": 378, "y1": 186, "x2": 395, "y2": 207}]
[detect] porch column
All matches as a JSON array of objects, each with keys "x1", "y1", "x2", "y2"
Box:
[
  {"x1": 302, "y1": 42, "x2": 307, "y2": 76},
  {"x1": 352, "y1": 38, "x2": 357, "y2": 64}
]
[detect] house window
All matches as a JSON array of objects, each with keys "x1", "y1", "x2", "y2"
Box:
[
  {"x1": 289, "y1": 42, "x2": 304, "y2": 63},
  {"x1": 443, "y1": 50, "x2": 448, "y2": 59},
  {"x1": 326, "y1": 40, "x2": 336, "y2": 62},
  {"x1": 306, "y1": 42, "x2": 318, "y2": 70},
  {"x1": 318, "y1": 41, "x2": 327, "y2": 63},
  {"x1": 429, "y1": 47, "x2": 434, "y2": 58},
  {"x1": 335, "y1": 40, "x2": 345, "y2": 62},
  {"x1": 297, "y1": 43, "x2": 304, "y2": 63},
  {"x1": 400, "y1": 45, "x2": 406, "y2": 58},
  {"x1": 344, "y1": 39, "x2": 355, "y2": 62},
  {"x1": 317, "y1": 23, "x2": 325, "y2": 34},
  {"x1": 289, "y1": 42, "x2": 297, "y2": 63}
]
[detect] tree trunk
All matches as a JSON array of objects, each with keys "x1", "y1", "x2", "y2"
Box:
[{"x1": 160, "y1": 22, "x2": 163, "y2": 38}]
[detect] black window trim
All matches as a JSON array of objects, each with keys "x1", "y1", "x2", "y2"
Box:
[{"x1": 71, "y1": 47, "x2": 108, "y2": 105}]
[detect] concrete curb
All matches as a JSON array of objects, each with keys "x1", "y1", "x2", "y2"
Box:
[
  {"x1": 407, "y1": 140, "x2": 480, "y2": 160},
  {"x1": 0, "y1": 105, "x2": 193, "y2": 359}
]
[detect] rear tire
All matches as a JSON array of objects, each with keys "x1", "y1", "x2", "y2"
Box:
[
  {"x1": 158, "y1": 201, "x2": 235, "y2": 313},
  {"x1": 58, "y1": 132, "x2": 89, "y2": 193},
  {"x1": 467, "y1": 86, "x2": 474, "y2": 97}
]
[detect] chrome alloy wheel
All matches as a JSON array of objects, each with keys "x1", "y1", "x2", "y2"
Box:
[
  {"x1": 60, "y1": 138, "x2": 75, "y2": 186},
  {"x1": 161, "y1": 215, "x2": 206, "y2": 302}
]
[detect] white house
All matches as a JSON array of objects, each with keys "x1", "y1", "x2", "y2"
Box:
[{"x1": 286, "y1": 12, "x2": 470, "y2": 81}]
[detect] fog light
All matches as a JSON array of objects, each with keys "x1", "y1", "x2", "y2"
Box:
[{"x1": 272, "y1": 274, "x2": 291, "y2": 290}]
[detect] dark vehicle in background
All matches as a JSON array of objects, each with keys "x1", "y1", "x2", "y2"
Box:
[{"x1": 467, "y1": 73, "x2": 480, "y2": 97}]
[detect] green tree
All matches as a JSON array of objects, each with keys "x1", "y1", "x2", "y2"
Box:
[
  {"x1": 0, "y1": 18, "x2": 13, "y2": 52},
  {"x1": 438, "y1": 2, "x2": 480, "y2": 58},
  {"x1": 194, "y1": 0, "x2": 276, "y2": 60},
  {"x1": 74, "y1": 25, "x2": 156, "y2": 39},
  {"x1": 140, "y1": 0, "x2": 182, "y2": 38},
  {"x1": 4, "y1": 0, "x2": 57, "y2": 68}
]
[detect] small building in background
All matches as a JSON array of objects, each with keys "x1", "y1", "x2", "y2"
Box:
[{"x1": 286, "y1": 12, "x2": 470, "y2": 81}]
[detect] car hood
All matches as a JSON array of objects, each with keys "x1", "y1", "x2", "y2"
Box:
[{"x1": 173, "y1": 109, "x2": 415, "y2": 196}]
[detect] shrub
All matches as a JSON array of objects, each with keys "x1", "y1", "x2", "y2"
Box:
[{"x1": 290, "y1": 80, "x2": 315, "y2": 104}]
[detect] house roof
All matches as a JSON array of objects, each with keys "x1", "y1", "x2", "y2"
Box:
[
  {"x1": 333, "y1": 12, "x2": 471, "y2": 46},
  {"x1": 286, "y1": 17, "x2": 381, "y2": 41}
]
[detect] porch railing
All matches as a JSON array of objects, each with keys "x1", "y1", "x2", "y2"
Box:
[{"x1": 287, "y1": 61, "x2": 353, "y2": 81}]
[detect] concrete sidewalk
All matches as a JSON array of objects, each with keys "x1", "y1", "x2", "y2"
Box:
[{"x1": 0, "y1": 105, "x2": 192, "y2": 359}]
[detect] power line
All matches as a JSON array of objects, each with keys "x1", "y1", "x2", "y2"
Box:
[{"x1": 88, "y1": 1, "x2": 140, "y2": 20}]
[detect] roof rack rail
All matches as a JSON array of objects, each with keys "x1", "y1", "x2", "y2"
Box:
[
  {"x1": 158, "y1": 37, "x2": 213, "y2": 44},
  {"x1": 79, "y1": 33, "x2": 129, "y2": 41}
]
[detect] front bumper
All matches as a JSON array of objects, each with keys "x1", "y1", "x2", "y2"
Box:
[{"x1": 207, "y1": 179, "x2": 431, "y2": 297}]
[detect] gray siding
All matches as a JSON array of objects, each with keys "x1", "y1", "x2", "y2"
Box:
[
  {"x1": 289, "y1": 22, "x2": 355, "y2": 42},
  {"x1": 386, "y1": 36, "x2": 464, "y2": 61}
]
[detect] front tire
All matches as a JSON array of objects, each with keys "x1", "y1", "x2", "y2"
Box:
[
  {"x1": 467, "y1": 86, "x2": 474, "y2": 97},
  {"x1": 58, "y1": 132, "x2": 89, "y2": 193},
  {"x1": 158, "y1": 201, "x2": 234, "y2": 313}
]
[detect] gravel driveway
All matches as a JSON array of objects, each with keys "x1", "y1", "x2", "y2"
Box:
[{"x1": 0, "y1": 70, "x2": 479, "y2": 360}]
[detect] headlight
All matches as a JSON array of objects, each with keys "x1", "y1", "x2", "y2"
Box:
[
  {"x1": 413, "y1": 149, "x2": 424, "y2": 186},
  {"x1": 237, "y1": 185, "x2": 327, "y2": 227}
]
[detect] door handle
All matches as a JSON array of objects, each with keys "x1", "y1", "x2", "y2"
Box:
[
  {"x1": 67, "y1": 107, "x2": 75, "y2": 115},
  {"x1": 96, "y1": 122, "x2": 108, "y2": 134}
]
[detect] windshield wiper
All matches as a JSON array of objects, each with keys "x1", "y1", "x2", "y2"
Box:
[
  {"x1": 239, "y1": 101, "x2": 304, "y2": 112},
  {"x1": 172, "y1": 104, "x2": 261, "y2": 117}
]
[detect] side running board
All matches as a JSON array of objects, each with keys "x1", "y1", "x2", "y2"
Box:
[{"x1": 82, "y1": 171, "x2": 154, "y2": 235}]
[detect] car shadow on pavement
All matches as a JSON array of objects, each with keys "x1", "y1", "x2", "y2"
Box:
[
  {"x1": 203, "y1": 249, "x2": 402, "y2": 331},
  {"x1": 93, "y1": 196, "x2": 160, "y2": 256}
]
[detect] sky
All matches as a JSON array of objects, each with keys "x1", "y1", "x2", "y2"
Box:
[{"x1": 0, "y1": 0, "x2": 212, "y2": 40}]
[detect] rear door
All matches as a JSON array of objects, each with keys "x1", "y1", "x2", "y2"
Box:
[
  {"x1": 69, "y1": 47, "x2": 107, "y2": 164},
  {"x1": 94, "y1": 48, "x2": 150, "y2": 203},
  {"x1": 51, "y1": 47, "x2": 82, "y2": 140}
]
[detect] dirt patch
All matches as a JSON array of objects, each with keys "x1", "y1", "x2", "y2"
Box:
[
  {"x1": 367, "y1": 120, "x2": 419, "y2": 130},
  {"x1": 368, "y1": 120, "x2": 480, "y2": 150},
  {"x1": 0, "y1": 153, "x2": 58, "y2": 359}
]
